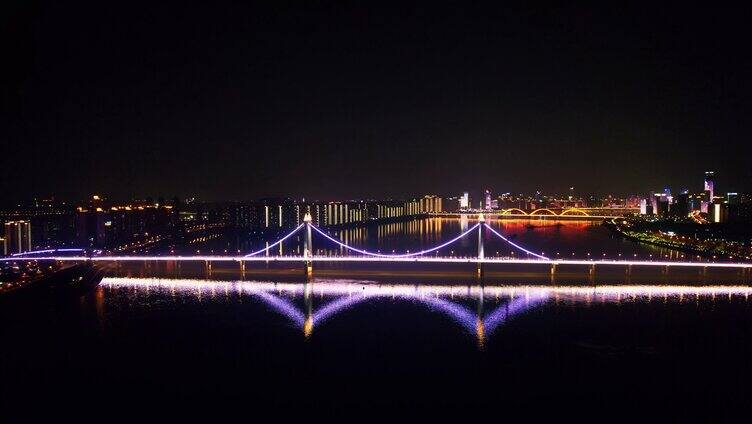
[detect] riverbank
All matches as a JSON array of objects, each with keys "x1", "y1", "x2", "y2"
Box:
[{"x1": 605, "y1": 219, "x2": 752, "y2": 261}]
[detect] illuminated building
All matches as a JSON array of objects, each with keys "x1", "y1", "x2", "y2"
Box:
[
  {"x1": 257, "y1": 199, "x2": 297, "y2": 229},
  {"x1": 460, "y1": 192, "x2": 469, "y2": 210},
  {"x1": 688, "y1": 193, "x2": 704, "y2": 212},
  {"x1": 0, "y1": 237, "x2": 6, "y2": 255},
  {"x1": 704, "y1": 171, "x2": 715, "y2": 200},
  {"x1": 700, "y1": 191, "x2": 710, "y2": 213},
  {"x1": 403, "y1": 199, "x2": 417, "y2": 216},
  {"x1": 375, "y1": 201, "x2": 404, "y2": 219},
  {"x1": 4, "y1": 220, "x2": 32, "y2": 254},
  {"x1": 663, "y1": 187, "x2": 672, "y2": 204},
  {"x1": 484, "y1": 190, "x2": 492, "y2": 210},
  {"x1": 648, "y1": 192, "x2": 669, "y2": 217},
  {"x1": 0, "y1": 199, "x2": 75, "y2": 247},
  {"x1": 323, "y1": 202, "x2": 364, "y2": 226},
  {"x1": 712, "y1": 203, "x2": 727, "y2": 223},
  {"x1": 76, "y1": 199, "x2": 175, "y2": 249},
  {"x1": 419, "y1": 195, "x2": 443, "y2": 213}
]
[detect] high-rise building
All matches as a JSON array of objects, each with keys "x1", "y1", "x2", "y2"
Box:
[
  {"x1": 655, "y1": 197, "x2": 669, "y2": 217},
  {"x1": 649, "y1": 192, "x2": 669, "y2": 217},
  {"x1": 0, "y1": 237, "x2": 6, "y2": 256},
  {"x1": 672, "y1": 190, "x2": 689, "y2": 217},
  {"x1": 418, "y1": 195, "x2": 443, "y2": 213},
  {"x1": 460, "y1": 192, "x2": 469, "y2": 210},
  {"x1": 663, "y1": 187, "x2": 673, "y2": 204},
  {"x1": 688, "y1": 193, "x2": 704, "y2": 212},
  {"x1": 4, "y1": 220, "x2": 32, "y2": 254},
  {"x1": 649, "y1": 191, "x2": 658, "y2": 213},
  {"x1": 712, "y1": 203, "x2": 726, "y2": 223},
  {"x1": 484, "y1": 190, "x2": 492, "y2": 210},
  {"x1": 704, "y1": 171, "x2": 715, "y2": 200},
  {"x1": 700, "y1": 191, "x2": 711, "y2": 213}
]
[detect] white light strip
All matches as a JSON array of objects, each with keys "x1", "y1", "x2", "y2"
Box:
[{"x1": 5, "y1": 255, "x2": 752, "y2": 268}]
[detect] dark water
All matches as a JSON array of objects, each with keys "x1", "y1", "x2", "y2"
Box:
[
  {"x1": 3, "y1": 218, "x2": 751, "y2": 417},
  {"x1": 3, "y1": 278, "x2": 752, "y2": 418}
]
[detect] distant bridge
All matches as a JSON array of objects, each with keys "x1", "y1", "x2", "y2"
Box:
[
  {"x1": 434, "y1": 207, "x2": 638, "y2": 219},
  {"x1": 4, "y1": 213, "x2": 751, "y2": 276}
]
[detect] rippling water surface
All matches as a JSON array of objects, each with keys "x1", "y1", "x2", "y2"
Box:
[{"x1": 3, "y1": 277, "x2": 752, "y2": 417}]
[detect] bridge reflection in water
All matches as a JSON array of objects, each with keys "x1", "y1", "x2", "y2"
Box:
[{"x1": 101, "y1": 278, "x2": 752, "y2": 347}]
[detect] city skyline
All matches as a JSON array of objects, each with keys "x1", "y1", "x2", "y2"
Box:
[{"x1": 0, "y1": 167, "x2": 736, "y2": 207}]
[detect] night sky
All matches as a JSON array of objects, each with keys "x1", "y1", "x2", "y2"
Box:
[{"x1": 2, "y1": 2, "x2": 751, "y2": 202}]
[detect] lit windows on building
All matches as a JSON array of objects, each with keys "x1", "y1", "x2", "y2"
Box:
[
  {"x1": 460, "y1": 192, "x2": 469, "y2": 210},
  {"x1": 704, "y1": 171, "x2": 715, "y2": 200},
  {"x1": 4, "y1": 220, "x2": 32, "y2": 254}
]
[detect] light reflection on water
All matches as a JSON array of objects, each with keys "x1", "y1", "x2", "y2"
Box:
[{"x1": 101, "y1": 277, "x2": 752, "y2": 347}]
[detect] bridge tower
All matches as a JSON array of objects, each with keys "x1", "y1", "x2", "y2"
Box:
[
  {"x1": 303, "y1": 212, "x2": 313, "y2": 277},
  {"x1": 477, "y1": 213, "x2": 485, "y2": 278}
]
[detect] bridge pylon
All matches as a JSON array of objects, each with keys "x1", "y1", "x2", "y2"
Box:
[
  {"x1": 303, "y1": 212, "x2": 313, "y2": 278},
  {"x1": 477, "y1": 214, "x2": 485, "y2": 278}
]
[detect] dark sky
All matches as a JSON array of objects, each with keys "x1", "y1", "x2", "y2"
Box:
[{"x1": 2, "y1": 2, "x2": 751, "y2": 202}]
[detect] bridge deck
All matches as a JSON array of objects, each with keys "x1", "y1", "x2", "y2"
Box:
[{"x1": 6, "y1": 255, "x2": 752, "y2": 269}]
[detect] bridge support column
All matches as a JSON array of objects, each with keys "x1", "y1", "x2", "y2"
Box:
[
  {"x1": 303, "y1": 212, "x2": 313, "y2": 278},
  {"x1": 240, "y1": 260, "x2": 245, "y2": 275},
  {"x1": 476, "y1": 214, "x2": 485, "y2": 278},
  {"x1": 550, "y1": 264, "x2": 557, "y2": 275},
  {"x1": 589, "y1": 264, "x2": 595, "y2": 276}
]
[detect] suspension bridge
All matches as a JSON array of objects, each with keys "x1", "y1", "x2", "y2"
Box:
[{"x1": 3, "y1": 213, "x2": 752, "y2": 276}]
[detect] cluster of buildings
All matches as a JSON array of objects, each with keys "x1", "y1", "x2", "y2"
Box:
[
  {"x1": 450, "y1": 190, "x2": 640, "y2": 212},
  {"x1": 225, "y1": 195, "x2": 443, "y2": 231},
  {"x1": 1, "y1": 198, "x2": 71, "y2": 255},
  {"x1": 3, "y1": 175, "x2": 749, "y2": 256},
  {"x1": 0, "y1": 195, "x2": 446, "y2": 255},
  {"x1": 640, "y1": 172, "x2": 752, "y2": 223}
]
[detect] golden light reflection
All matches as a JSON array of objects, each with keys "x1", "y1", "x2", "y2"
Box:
[
  {"x1": 304, "y1": 316, "x2": 313, "y2": 338},
  {"x1": 476, "y1": 317, "x2": 486, "y2": 350}
]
